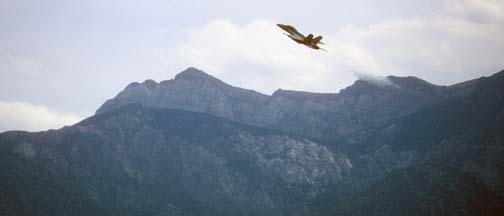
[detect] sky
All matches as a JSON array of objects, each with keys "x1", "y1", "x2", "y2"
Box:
[{"x1": 1, "y1": 0, "x2": 503, "y2": 132}]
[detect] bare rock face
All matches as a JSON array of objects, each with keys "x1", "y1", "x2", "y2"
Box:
[
  {"x1": 97, "y1": 67, "x2": 449, "y2": 139},
  {"x1": 98, "y1": 67, "x2": 271, "y2": 124},
  {"x1": 0, "y1": 105, "x2": 352, "y2": 216}
]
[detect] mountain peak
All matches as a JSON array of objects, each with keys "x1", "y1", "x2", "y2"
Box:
[
  {"x1": 386, "y1": 75, "x2": 438, "y2": 88},
  {"x1": 174, "y1": 67, "x2": 215, "y2": 81},
  {"x1": 143, "y1": 79, "x2": 157, "y2": 90}
]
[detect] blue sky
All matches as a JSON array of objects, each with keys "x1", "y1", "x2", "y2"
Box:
[{"x1": 1, "y1": 0, "x2": 503, "y2": 132}]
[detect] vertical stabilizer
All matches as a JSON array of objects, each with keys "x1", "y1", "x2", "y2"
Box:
[{"x1": 305, "y1": 34, "x2": 314, "y2": 42}]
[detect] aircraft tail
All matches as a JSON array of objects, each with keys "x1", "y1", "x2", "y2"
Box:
[
  {"x1": 313, "y1": 36, "x2": 323, "y2": 44},
  {"x1": 305, "y1": 34, "x2": 314, "y2": 42}
]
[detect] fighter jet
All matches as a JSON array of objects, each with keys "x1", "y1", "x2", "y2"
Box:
[{"x1": 277, "y1": 24, "x2": 326, "y2": 51}]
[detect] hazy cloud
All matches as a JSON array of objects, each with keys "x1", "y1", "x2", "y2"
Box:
[
  {"x1": 163, "y1": 0, "x2": 503, "y2": 93},
  {"x1": 334, "y1": 16, "x2": 504, "y2": 83},
  {"x1": 444, "y1": 0, "x2": 504, "y2": 22},
  {"x1": 0, "y1": 100, "x2": 82, "y2": 132},
  {"x1": 160, "y1": 19, "x2": 355, "y2": 94}
]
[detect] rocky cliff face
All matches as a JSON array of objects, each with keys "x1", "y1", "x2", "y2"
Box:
[
  {"x1": 0, "y1": 104, "x2": 351, "y2": 216},
  {"x1": 309, "y1": 70, "x2": 504, "y2": 215},
  {"x1": 97, "y1": 67, "x2": 449, "y2": 139}
]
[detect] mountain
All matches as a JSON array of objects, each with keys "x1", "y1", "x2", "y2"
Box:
[
  {"x1": 340, "y1": 70, "x2": 504, "y2": 191},
  {"x1": 97, "y1": 67, "x2": 449, "y2": 140},
  {"x1": 309, "y1": 70, "x2": 504, "y2": 215},
  {"x1": 0, "y1": 104, "x2": 351, "y2": 216},
  {"x1": 314, "y1": 164, "x2": 504, "y2": 216},
  {"x1": 1, "y1": 68, "x2": 504, "y2": 215}
]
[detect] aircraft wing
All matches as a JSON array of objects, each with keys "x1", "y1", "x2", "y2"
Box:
[{"x1": 277, "y1": 24, "x2": 305, "y2": 38}]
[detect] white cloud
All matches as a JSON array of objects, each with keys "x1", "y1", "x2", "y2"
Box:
[
  {"x1": 160, "y1": 19, "x2": 356, "y2": 94},
  {"x1": 0, "y1": 100, "x2": 82, "y2": 132},
  {"x1": 333, "y1": 16, "x2": 504, "y2": 83},
  {"x1": 159, "y1": 1, "x2": 503, "y2": 93}
]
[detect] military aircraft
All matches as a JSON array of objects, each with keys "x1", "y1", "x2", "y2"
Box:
[{"x1": 277, "y1": 24, "x2": 326, "y2": 51}]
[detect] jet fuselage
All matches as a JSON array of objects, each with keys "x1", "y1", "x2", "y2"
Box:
[{"x1": 277, "y1": 24, "x2": 324, "y2": 51}]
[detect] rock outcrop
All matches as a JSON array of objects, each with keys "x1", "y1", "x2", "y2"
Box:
[{"x1": 98, "y1": 67, "x2": 449, "y2": 139}]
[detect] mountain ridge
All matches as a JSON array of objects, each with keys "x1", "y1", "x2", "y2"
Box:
[{"x1": 97, "y1": 67, "x2": 450, "y2": 139}]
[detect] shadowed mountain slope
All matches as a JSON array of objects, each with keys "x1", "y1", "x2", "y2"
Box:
[
  {"x1": 308, "y1": 70, "x2": 504, "y2": 215},
  {"x1": 0, "y1": 104, "x2": 351, "y2": 216}
]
